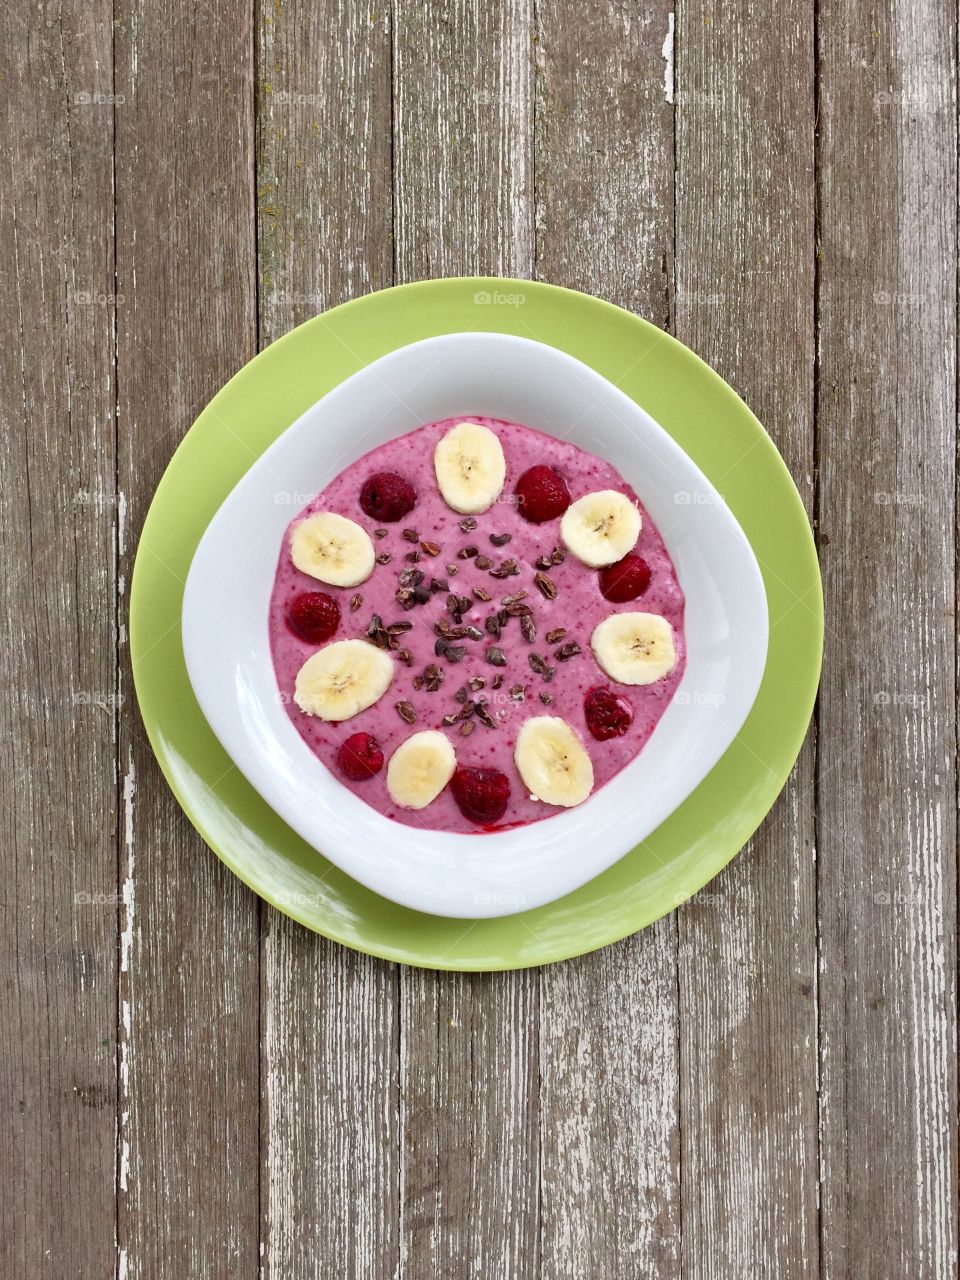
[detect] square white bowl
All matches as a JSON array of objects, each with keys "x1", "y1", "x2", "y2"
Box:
[{"x1": 182, "y1": 333, "x2": 768, "y2": 918}]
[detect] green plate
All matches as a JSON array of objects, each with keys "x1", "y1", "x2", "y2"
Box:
[{"x1": 130, "y1": 278, "x2": 822, "y2": 970}]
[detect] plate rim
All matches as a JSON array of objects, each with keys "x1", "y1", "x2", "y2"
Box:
[{"x1": 130, "y1": 275, "x2": 823, "y2": 970}]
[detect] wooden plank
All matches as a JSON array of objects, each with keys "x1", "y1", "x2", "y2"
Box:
[
  {"x1": 391, "y1": 3, "x2": 539, "y2": 1275},
  {"x1": 393, "y1": 0, "x2": 534, "y2": 280},
  {"x1": 673, "y1": 3, "x2": 820, "y2": 1274},
  {"x1": 534, "y1": 3, "x2": 682, "y2": 1275},
  {"x1": 113, "y1": 2, "x2": 262, "y2": 1274},
  {"x1": 0, "y1": 4, "x2": 118, "y2": 1275},
  {"x1": 256, "y1": 8, "x2": 398, "y2": 1275},
  {"x1": 816, "y1": 0, "x2": 958, "y2": 1274}
]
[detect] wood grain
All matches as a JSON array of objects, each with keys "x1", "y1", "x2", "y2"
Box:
[
  {"x1": 0, "y1": 2, "x2": 118, "y2": 1275},
  {"x1": 816, "y1": 0, "x2": 958, "y2": 1273},
  {"x1": 673, "y1": 2, "x2": 820, "y2": 1274},
  {"x1": 391, "y1": 3, "x2": 539, "y2": 1275},
  {"x1": 534, "y1": 3, "x2": 681, "y2": 1275},
  {"x1": 255, "y1": 7, "x2": 399, "y2": 1276},
  {"x1": 113, "y1": 1, "x2": 262, "y2": 1274}
]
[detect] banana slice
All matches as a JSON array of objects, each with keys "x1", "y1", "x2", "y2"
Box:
[
  {"x1": 434, "y1": 421, "x2": 506, "y2": 514},
  {"x1": 560, "y1": 489, "x2": 641, "y2": 567},
  {"x1": 591, "y1": 611, "x2": 676, "y2": 685},
  {"x1": 294, "y1": 639, "x2": 393, "y2": 720},
  {"x1": 514, "y1": 716, "x2": 594, "y2": 808},
  {"x1": 386, "y1": 730, "x2": 457, "y2": 809},
  {"x1": 290, "y1": 512, "x2": 375, "y2": 587}
]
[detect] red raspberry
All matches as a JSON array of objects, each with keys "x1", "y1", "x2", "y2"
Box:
[
  {"x1": 584, "y1": 686, "x2": 634, "y2": 741},
  {"x1": 287, "y1": 591, "x2": 341, "y2": 643},
  {"x1": 337, "y1": 732, "x2": 385, "y2": 781},
  {"x1": 598, "y1": 554, "x2": 651, "y2": 603},
  {"x1": 451, "y1": 766, "x2": 511, "y2": 825},
  {"x1": 359, "y1": 471, "x2": 417, "y2": 522},
  {"x1": 514, "y1": 466, "x2": 571, "y2": 523}
]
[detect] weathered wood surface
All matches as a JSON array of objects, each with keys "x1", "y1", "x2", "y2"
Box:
[
  {"x1": 113, "y1": 0, "x2": 262, "y2": 1275},
  {"x1": 0, "y1": 3, "x2": 118, "y2": 1276},
  {"x1": 674, "y1": 3, "x2": 820, "y2": 1275},
  {"x1": 4, "y1": 2, "x2": 958, "y2": 1278},
  {"x1": 816, "y1": 0, "x2": 958, "y2": 1274}
]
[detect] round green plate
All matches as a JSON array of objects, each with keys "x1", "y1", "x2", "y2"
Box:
[{"x1": 130, "y1": 278, "x2": 822, "y2": 970}]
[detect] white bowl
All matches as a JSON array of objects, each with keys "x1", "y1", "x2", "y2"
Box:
[{"x1": 182, "y1": 333, "x2": 768, "y2": 918}]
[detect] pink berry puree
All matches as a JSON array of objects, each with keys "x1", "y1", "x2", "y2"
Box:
[{"x1": 269, "y1": 417, "x2": 686, "y2": 833}]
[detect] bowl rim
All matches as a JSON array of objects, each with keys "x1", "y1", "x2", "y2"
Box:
[{"x1": 180, "y1": 329, "x2": 769, "y2": 917}]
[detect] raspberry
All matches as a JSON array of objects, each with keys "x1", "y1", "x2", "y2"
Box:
[
  {"x1": 514, "y1": 466, "x2": 571, "y2": 523},
  {"x1": 598, "y1": 554, "x2": 651, "y2": 603},
  {"x1": 359, "y1": 471, "x2": 417, "y2": 522},
  {"x1": 584, "y1": 686, "x2": 633, "y2": 741},
  {"x1": 451, "y1": 766, "x2": 511, "y2": 824},
  {"x1": 337, "y1": 732, "x2": 385, "y2": 781},
  {"x1": 287, "y1": 591, "x2": 341, "y2": 643}
]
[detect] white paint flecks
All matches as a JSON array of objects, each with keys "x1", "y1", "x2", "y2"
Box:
[
  {"x1": 118, "y1": 751, "x2": 136, "y2": 1206},
  {"x1": 117, "y1": 490, "x2": 128, "y2": 557},
  {"x1": 662, "y1": 13, "x2": 675, "y2": 104}
]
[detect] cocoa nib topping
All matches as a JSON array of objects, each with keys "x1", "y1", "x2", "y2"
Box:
[
  {"x1": 468, "y1": 675, "x2": 486, "y2": 691},
  {"x1": 397, "y1": 567, "x2": 422, "y2": 588},
  {"x1": 536, "y1": 546, "x2": 566, "y2": 570},
  {"x1": 555, "y1": 640, "x2": 582, "y2": 661},
  {"x1": 404, "y1": 550, "x2": 422, "y2": 563},
  {"x1": 396, "y1": 700, "x2": 417, "y2": 724},
  {"x1": 397, "y1": 648, "x2": 414, "y2": 666},
  {"x1": 534, "y1": 571, "x2": 558, "y2": 600},
  {"x1": 509, "y1": 684, "x2": 526, "y2": 700},
  {"x1": 458, "y1": 516, "x2": 478, "y2": 532},
  {"x1": 475, "y1": 700, "x2": 497, "y2": 729},
  {"x1": 374, "y1": 528, "x2": 388, "y2": 539},
  {"x1": 420, "y1": 540, "x2": 440, "y2": 557},
  {"x1": 502, "y1": 589, "x2": 528, "y2": 605},
  {"x1": 520, "y1": 614, "x2": 537, "y2": 644},
  {"x1": 489, "y1": 532, "x2": 511, "y2": 547},
  {"x1": 539, "y1": 691, "x2": 554, "y2": 705},
  {"x1": 375, "y1": 552, "x2": 392, "y2": 565},
  {"x1": 350, "y1": 593, "x2": 363, "y2": 611},
  {"x1": 528, "y1": 652, "x2": 556, "y2": 682},
  {"x1": 485, "y1": 646, "x2": 507, "y2": 667},
  {"x1": 504, "y1": 599, "x2": 532, "y2": 618},
  {"x1": 423, "y1": 663, "x2": 444, "y2": 692},
  {"x1": 489, "y1": 557, "x2": 520, "y2": 579},
  {"x1": 459, "y1": 719, "x2": 476, "y2": 736},
  {"x1": 474, "y1": 555, "x2": 493, "y2": 570},
  {"x1": 454, "y1": 685, "x2": 469, "y2": 703},
  {"x1": 430, "y1": 577, "x2": 449, "y2": 593},
  {"x1": 545, "y1": 626, "x2": 566, "y2": 644},
  {"x1": 445, "y1": 562, "x2": 459, "y2": 576},
  {"x1": 443, "y1": 644, "x2": 465, "y2": 664},
  {"x1": 366, "y1": 614, "x2": 390, "y2": 647},
  {"x1": 402, "y1": 528, "x2": 420, "y2": 542},
  {"x1": 442, "y1": 712, "x2": 459, "y2": 726},
  {"x1": 491, "y1": 674, "x2": 504, "y2": 690},
  {"x1": 472, "y1": 585, "x2": 492, "y2": 602},
  {"x1": 458, "y1": 544, "x2": 479, "y2": 559},
  {"x1": 484, "y1": 614, "x2": 501, "y2": 640}
]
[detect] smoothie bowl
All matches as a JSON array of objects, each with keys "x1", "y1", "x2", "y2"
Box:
[{"x1": 183, "y1": 334, "x2": 767, "y2": 917}]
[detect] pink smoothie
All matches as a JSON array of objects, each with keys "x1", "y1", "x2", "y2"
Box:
[{"x1": 268, "y1": 417, "x2": 686, "y2": 833}]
